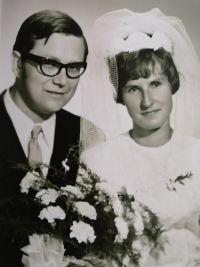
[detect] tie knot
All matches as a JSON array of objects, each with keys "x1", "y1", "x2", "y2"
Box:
[{"x1": 31, "y1": 126, "x2": 42, "y2": 140}]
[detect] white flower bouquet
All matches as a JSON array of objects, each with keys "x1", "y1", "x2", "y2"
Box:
[{"x1": 0, "y1": 148, "x2": 164, "y2": 267}]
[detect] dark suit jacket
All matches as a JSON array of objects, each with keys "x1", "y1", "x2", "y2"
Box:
[{"x1": 0, "y1": 90, "x2": 80, "y2": 266}]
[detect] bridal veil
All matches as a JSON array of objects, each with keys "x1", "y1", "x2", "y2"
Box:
[{"x1": 80, "y1": 8, "x2": 200, "y2": 151}]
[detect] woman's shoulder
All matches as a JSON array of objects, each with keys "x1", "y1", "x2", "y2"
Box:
[
  {"x1": 173, "y1": 131, "x2": 200, "y2": 168},
  {"x1": 80, "y1": 132, "x2": 131, "y2": 163},
  {"x1": 174, "y1": 131, "x2": 200, "y2": 149}
]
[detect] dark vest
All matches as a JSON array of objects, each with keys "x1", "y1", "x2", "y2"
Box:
[{"x1": 0, "y1": 90, "x2": 80, "y2": 267}]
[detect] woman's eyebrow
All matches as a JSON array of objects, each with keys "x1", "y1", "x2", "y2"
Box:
[
  {"x1": 123, "y1": 84, "x2": 139, "y2": 89},
  {"x1": 150, "y1": 76, "x2": 165, "y2": 82},
  {"x1": 150, "y1": 78, "x2": 162, "y2": 82}
]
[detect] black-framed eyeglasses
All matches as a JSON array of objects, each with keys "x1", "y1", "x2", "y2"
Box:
[{"x1": 21, "y1": 52, "x2": 87, "y2": 79}]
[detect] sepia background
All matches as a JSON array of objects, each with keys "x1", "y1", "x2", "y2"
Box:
[{"x1": 1, "y1": 0, "x2": 200, "y2": 115}]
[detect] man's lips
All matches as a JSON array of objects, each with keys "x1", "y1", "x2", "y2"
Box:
[
  {"x1": 45, "y1": 90, "x2": 66, "y2": 95},
  {"x1": 141, "y1": 109, "x2": 160, "y2": 116}
]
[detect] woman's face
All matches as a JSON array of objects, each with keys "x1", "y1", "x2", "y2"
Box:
[{"x1": 122, "y1": 64, "x2": 172, "y2": 132}]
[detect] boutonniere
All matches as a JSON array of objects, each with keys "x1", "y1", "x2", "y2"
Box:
[
  {"x1": 62, "y1": 158, "x2": 70, "y2": 172},
  {"x1": 166, "y1": 172, "x2": 193, "y2": 191},
  {"x1": 62, "y1": 144, "x2": 81, "y2": 173}
]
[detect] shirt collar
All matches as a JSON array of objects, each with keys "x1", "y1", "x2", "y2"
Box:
[{"x1": 4, "y1": 89, "x2": 56, "y2": 151}]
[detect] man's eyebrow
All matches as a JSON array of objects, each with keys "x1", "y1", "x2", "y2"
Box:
[
  {"x1": 44, "y1": 55, "x2": 61, "y2": 62},
  {"x1": 42, "y1": 55, "x2": 84, "y2": 64}
]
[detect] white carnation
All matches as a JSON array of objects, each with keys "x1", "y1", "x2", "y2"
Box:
[
  {"x1": 95, "y1": 182, "x2": 118, "y2": 199},
  {"x1": 114, "y1": 217, "x2": 129, "y2": 242},
  {"x1": 70, "y1": 221, "x2": 96, "y2": 244},
  {"x1": 132, "y1": 239, "x2": 143, "y2": 252},
  {"x1": 61, "y1": 185, "x2": 84, "y2": 199},
  {"x1": 96, "y1": 182, "x2": 123, "y2": 216},
  {"x1": 77, "y1": 167, "x2": 88, "y2": 179},
  {"x1": 131, "y1": 201, "x2": 151, "y2": 224},
  {"x1": 76, "y1": 168, "x2": 95, "y2": 195},
  {"x1": 111, "y1": 198, "x2": 123, "y2": 217},
  {"x1": 39, "y1": 206, "x2": 66, "y2": 223},
  {"x1": 131, "y1": 201, "x2": 142, "y2": 212},
  {"x1": 132, "y1": 239, "x2": 150, "y2": 266},
  {"x1": 139, "y1": 250, "x2": 150, "y2": 266},
  {"x1": 133, "y1": 211, "x2": 144, "y2": 235},
  {"x1": 76, "y1": 175, "x2": 83, "y2": 184},
  {"x1": 142, "y1": 211, "x2": 150, "y2": 224},
  {"x1": 97, "y1": 194, "x2": 106, "y2": 202},
  {"x1": 76, "y1": 168, "x2": 92, "y2": 186},
  {"x1": 20, "y1": 171, "x2": 40, "y2": 194},
  {"x1": 74, "y1": 202, "x2": 97, "y2": 220},
  {"x1": 126, "y1": 208, "x2": 135, "y2": 221},
  {"x1": 35, "y1": 189, "x2": 59, "y2": 205}
]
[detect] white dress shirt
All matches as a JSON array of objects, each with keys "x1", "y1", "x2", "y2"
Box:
[{"x1": 4, "y1": 89, "x2": 56, "y2": 176}]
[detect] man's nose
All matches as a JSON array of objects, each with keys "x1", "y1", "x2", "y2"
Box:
[
  {"x1": 52, "y1": 68, "x2": 68, "y2": 87},
  {"x1": 141, "y1": 90, "x2": 154, "y2": 110}
]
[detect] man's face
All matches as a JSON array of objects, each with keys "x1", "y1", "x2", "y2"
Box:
[
  {"x1": 17, "y1": 33, "x2": 85, "y2": 118},
  {"x1": 122, "y1": 64, "x2": 173, "y2": 133}
]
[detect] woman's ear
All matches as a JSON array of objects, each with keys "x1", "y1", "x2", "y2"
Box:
[{"x1": 12, "y1": 50, "x2": 23, "y2": 78}]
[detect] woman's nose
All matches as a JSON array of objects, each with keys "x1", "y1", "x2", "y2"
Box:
[
  {"x1": 141, "y1": 90, "x2": 154, "y2": 109},
  {"x1": 52, "y1": 68, "x2": 68, "y2": 87}
]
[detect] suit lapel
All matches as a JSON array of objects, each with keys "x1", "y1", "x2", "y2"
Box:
[
  {"x1": 0, "y1": 91, "x2": 28, "y2": 197},
  {"x1": 48, "y1": 110, "x2": 80, "y2": 186},
  {"x1": 49, "y1": 111, "x2": 70, "y2": 169},
  {"x1": 0, "y1": 91, "x2": 27, "y2": 164}
]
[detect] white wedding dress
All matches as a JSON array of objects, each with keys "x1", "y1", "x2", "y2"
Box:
[{"x1": 81, "y1": 130, "x2": 200, "y2": 267}]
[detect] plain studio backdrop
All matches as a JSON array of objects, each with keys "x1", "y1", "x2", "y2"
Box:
[{"x1": 0, "y1": 0, "x2": 200, "y2": 116}]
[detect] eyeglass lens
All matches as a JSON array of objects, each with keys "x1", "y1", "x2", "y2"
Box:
[{"x1": 41, "y1": 60, "x2": 85, "y2": 78}]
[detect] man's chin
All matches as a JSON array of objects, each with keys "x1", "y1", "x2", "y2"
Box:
[{"x1": 44, "y1": 99, "x2": 70, "y2": 113}]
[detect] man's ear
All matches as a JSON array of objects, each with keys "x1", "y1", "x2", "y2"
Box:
[{"x1": 12, "y1": 50, "x2": 23, "y2": 78}]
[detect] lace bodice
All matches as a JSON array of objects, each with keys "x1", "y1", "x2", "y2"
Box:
[{"x1": 81, "y1": 131, "x2": 200, "y2": 266}]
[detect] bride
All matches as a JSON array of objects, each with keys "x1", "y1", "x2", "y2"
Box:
[{"x1": 80, "y1": 8, "x2": 200, "y2": 266}]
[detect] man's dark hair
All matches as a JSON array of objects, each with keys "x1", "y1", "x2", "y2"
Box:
[
  {"x1": 113, "y1": 48, "x2": 180, "y2": 104},
  {"x1": 13, "y1": 10, "x2": 88, "y2": 60}
]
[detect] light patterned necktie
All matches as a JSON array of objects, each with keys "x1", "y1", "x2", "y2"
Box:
[{"x1": 28, "y1": 125, "x2": 43, "y2": 168}]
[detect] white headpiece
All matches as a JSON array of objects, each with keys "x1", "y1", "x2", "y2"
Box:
[
  {"x1": 80, "y1": 8, "x2": 200, "y2": 151},
  {"x1": 109, "y1": 31, "x2": 172, "y2": 56}
]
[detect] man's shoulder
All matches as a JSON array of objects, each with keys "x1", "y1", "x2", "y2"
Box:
[
  {"x1": 0, "y1": 89, "x2": 6, "y2": 97},
  {"x1": 0, "y1": 90, "x2": 6, "y2": 106},
  {"x1": 0, "y1": 90, "x2": 10, "y2": 121},
  {"x1": 55, "y1": 109, "x2": 80, "y2": 135},
  {"x1": 56, "y1": 109, "x2": 80, "y2": 123}
]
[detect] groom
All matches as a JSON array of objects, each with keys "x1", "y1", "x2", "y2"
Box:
[{"x1": 0, "y1": 10, "x2": 88, "y2": 266}]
